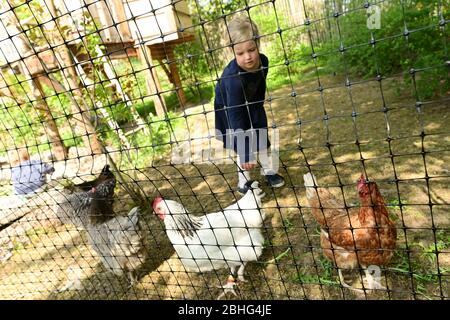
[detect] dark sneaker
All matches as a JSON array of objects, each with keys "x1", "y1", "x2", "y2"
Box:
[
  {"x1": 237, "y1": 185, "x2": 250, "y2": 195},
  {"x1": 265, "y1": 174, "x2": 285, "y2": 188},
  {"x1": 236, "y1": 180, "x2": 257, "y2": 194}
]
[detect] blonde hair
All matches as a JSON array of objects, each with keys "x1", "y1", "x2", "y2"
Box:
[
  {"x1": 227, "y1": 15, "x2": 260, "y2": 47},
  {"x1": 8, "y1": 148, "x2": 30, "y2": 166}
]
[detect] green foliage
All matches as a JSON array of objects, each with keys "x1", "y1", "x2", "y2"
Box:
[
  {"x1": 188, "y1": 0, "x2": 246, "y2": 21},
  {"x1": 390, "y1": 235, "x2": 450, "y2": 299},
  {"x1": 419, "y1": 230, "x2": 450, "y2": 266},
  {"x1": 282, "y1": 218, "x2": 295, "y2": 232},
  {"x1": 59, "y1": 129, "x2": 83, "y2": 149},
  {"x1": 318, "y1": 1, "x2": 449, "y2": 99},
  {"x1": 174, "y1": 41, "x2": 210, "y2": 81},
  {"x1": 387, "y1": 198, "x2": 409, "y2": 220},
  {"x1": 293, "y1": 255, "x2": 340, "y2": 286},
  {"x1": 115, "y1": 111, "x2": 185, "y2": 169},
  {"x1": 0, "y1": 103, "x2": 39, "y2": 149}
]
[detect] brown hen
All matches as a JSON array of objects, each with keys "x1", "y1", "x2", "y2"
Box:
[{"x1": 304, "y1": 173, "x2": 397, "y2": 291}]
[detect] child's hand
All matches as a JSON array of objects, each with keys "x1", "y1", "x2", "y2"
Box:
[{"x1": 241, "y1": 162, "x2": 256, "y2": 170}]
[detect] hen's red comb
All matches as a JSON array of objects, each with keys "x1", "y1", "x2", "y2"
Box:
[
  {"x1": 357, "y1": 174, "x2": 368, "y2": 192},
  {"x1": 152, "y1": 196, "x2": 163, "y2": 209}
]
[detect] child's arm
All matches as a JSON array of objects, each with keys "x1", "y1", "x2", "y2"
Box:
[
  {"x1": 225, "y1": 78, "x2": 255, "y2": 164},
  {"x1": 225, "y1": 78, "x2": 248, "y2": 130}
]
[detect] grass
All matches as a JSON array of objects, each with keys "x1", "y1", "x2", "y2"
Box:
[
  {"x1": 133, "y1": 84, "x2": 214, "y2": 118},
  {"x1": 293, "y1": 256, "x2": 340, "y2": 286},
  {"x1": 389, "y1": 246, "x2": 448, "y2": 300}
]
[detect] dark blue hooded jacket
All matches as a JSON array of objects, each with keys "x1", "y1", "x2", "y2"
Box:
[{"x1": 214, "y1": 53, "x2": 270, "y2": 163}]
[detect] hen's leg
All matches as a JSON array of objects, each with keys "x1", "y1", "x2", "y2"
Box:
[
  {"x1": 338, "y1": 269, "x2": 353, "y2": 289},
  {"x1": 237, "y1": 263, "x2": 247, "y2": 282},
  {"x1": 338, "y1": 269, "x2": 364, "y2": 293},
  {"x1": 216, "y1": 275, "x2": 238, "y2": 300},
  {"x1": 364, "y1": 265, "x2": 385, "y2": 290},
  {"x1": 127, "y1": 271, "x2": 137, "y2": 288}
]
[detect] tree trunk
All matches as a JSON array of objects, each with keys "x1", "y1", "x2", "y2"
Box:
[
  {"x1": 46, "y1": 0, "x2": 103, "y2": 155},
  {"x1": 31, "y1": 76, "x2": 68, "y2": 160},
  {"x1": 0, "y1": 2, "x2": 67, "y2": 160}
]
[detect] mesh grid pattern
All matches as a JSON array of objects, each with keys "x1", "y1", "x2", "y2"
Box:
[{"x1": 0, "y1": 0, "x2": 449, "y2": 300}]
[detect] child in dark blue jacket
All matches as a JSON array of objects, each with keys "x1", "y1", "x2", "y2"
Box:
[{"x1": 214, "y1": 16, "x2": 284, "y2": 194}]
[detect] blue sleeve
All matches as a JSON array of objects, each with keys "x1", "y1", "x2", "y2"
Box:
[
  {"x1": 224, "y1": 77, "x2": 255, "y2": 163},
  {"x1": 224, "y1": 76, "x2": 247, "y2": 131}
]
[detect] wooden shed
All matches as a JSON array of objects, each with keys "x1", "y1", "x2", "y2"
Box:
[
  {"x1": 124, "y1": 0, "x2": 193, "y2": 45},
  {"x1": 56, "y1": 0, "x2": 196, "y2": 115}
]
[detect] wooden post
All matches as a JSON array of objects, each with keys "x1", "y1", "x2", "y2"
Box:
[
  {"x1": 137, "y1": 45, "x2": 167, "y2": 117},
  {"x1": 166, "y1": 48, "x2": 187, "y2": 108},
  {"x1": 288, "y1": 0, "x2": 303, "y2": 25},
  {"x1": 109, "y1": 0, "x2": 132, "y2": 41}
]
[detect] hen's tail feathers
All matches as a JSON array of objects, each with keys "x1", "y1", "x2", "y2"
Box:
[
  {"x1": 303, "y1": 173, "x2": 318, "y2": 188},
  {"x1": 102, "y1": 164, "x2": 110, "y2": 173},
  {"x1": 128, "y1": 206, "x2": 140, "y2": 221},
  {"x1": 303, "y1": 172, "x2": 320, "y2": 200}
]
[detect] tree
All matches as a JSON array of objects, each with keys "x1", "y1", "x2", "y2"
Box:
[
  {"x1": 0, "y1": 1, "x2": 68, "y2": 160},
  {"x1": 45, "y1": 0, "x2": 104, "y2": 155}
]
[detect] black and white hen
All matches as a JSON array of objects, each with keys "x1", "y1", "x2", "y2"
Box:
[
  {"x1": 57, "y1": 165, "x2": 116, "y2": 226},
  {"x1": 57, "y1": 165, "x2": 146, "y2": 287}
]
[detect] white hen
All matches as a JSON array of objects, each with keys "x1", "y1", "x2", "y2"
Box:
[{"x1": 152, "y1": 181, "x2": 266, "y2": 282}]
